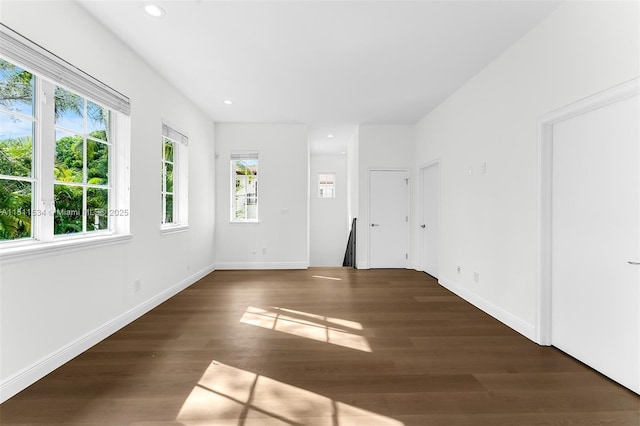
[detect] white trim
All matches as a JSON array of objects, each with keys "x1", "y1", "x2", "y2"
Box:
[
  {"x1": 160, "y1": 224, "x2": 190, "y2": 235},
  {"x1": 417, "y1": 159, "x2": 441, "y2": 278},
  {"x1": 0, "y1": 262, "x2": 216, "y2": 403},
  {"x1": 356, "y1": 261, "x2": 369, "y2": 269},
  {"x1": 439, "y1": 276, "x2": 536, "y2": 341},
  {"x1": 214, "y1": 261, "x2": 308, "y2": 270},
  {"x1": 0, "y1": 233, "x2": 132, "y2": 264},
  {"x1": 536, "y1": 78, "x2": 639, "y2": 345}
]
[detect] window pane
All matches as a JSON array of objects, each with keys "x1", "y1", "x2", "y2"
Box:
[
  {"x1": 246, "y1": 159, "x2": 257, "y2": 176},
  {"x1": 0, "y1": 114, "x2": 33, "y2": 177},
  {"x1": 55, "y1": 86, "x2": 84, "y2": 133},
  {"x1": 0, "y1": 179, "x2": 32, "y2": 240},
  {"x1": 55, "y1": 130, "x2": 83, "y2": 183},
  {"x1": 54, "y1": 184, "x2": 83, "y2": 234},
  {"x1": 87, "y1": 140, "x2": 108, "y2": 185},
  {"x1": 0, "y1": 59, "x2": 34, "y2": 116},
  {"x1": 87, "y1": 187, "x2": 108, "y2": 231},
  {"x1": 165, "y1": 162, "x2": 173, "y2": 193},
  {"x1": 234, "y1": 195, "x2": 246, "y2": 219},
  {"x1": 164, "y1": 139, "x2": 173, "y2": 162},
  {"x1": 235, "y1": 175, "x2": 247, "y2": 196},
  {"x1": 86, "y1": 101, "x2": 109, "y2": 141},
  {"x1": 165, "y1": 194, "x2": 173, "y2": 223}
]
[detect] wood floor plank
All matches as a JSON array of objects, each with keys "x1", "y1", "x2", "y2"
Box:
[{"x1": 1, "y1": 268, "x2": 637, "y2": 425}]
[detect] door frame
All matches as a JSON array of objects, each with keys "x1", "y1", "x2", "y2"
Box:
[
  {"x1": 368, "y1": 167, "x2": 410, "y2": 269},
  {"x1": 418, "y1": 159, "x2": 441, "y2": 277},
  {"x1": 536, "y1": 78, "x2": 639, "y2": 345}
]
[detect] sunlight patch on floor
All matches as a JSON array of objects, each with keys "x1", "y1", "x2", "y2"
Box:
[
  {"x1": 240, "y1": 306, "x2": 370, "y2": 352},
  {"x1": 312, "y1": 275, "x2": 343, "y2": 281},
  {"x1": 176, "y1": 361, "x2": 404, "y2": 426}
]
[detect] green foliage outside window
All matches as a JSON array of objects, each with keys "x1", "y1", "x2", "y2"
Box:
[{"x1": 0, "y1": 58, "x2": 111, "y2": 240}]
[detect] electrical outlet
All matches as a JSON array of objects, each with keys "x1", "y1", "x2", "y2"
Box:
[
  {"x1": 457, "y1": 265, "x2": 461, "y2": 274},
  {"x1": 134, "y1": 279, "x2": 141, "y2": 293},
  {"x1": 474, "y1": 272, "x2": 479, "y2": 283},
  {"x1": 262, "y1": 247, "x2": 267, "y2": 255}
]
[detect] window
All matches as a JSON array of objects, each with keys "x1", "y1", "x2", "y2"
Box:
[
  {"x1": 0, "y1": 25, "x2": 130, "y2": 249},
  {"x1": 231, "y1": 153, "x2": 258, "y2": 222},
  {"x1": 318, "y1": 173, "x2": 336, "y2": 198},
  {"x1": 0, "y1": 59, "x2": 34, "y2": 240},
  {"x1": 53, "y1": 87, "x2": 111, "y2": 234},
  {"x1": 161, "y1": 123, "x2": 188, "y2": 229}
]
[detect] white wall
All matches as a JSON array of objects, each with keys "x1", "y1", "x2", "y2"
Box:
[
  {"x1": 0, "y1": 1, "x2": 216, "y2": 401},
  {"x1": 414, "y1": 0, "x2": 639, "y2": 340},
  {"x1": 357, "y1": 125, "x2": 415, "y2": 269},
  {"x1": 214, "y1": 123, "x2": 308, "y2": 269},
  {"x1": 347, "y1": 126, "x2": 359, "y2": 225},
  {"x1": 310, "y1": 154, "x2": 348, "y2": 266}
]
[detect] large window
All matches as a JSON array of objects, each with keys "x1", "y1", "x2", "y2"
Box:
[
  {"x1": 161, "y1": 122, "x2": 188, "y2": 229},
  {"x1": 231, "y1": 153, "x2": 258, "y2": 222},
  {"x1": 0, "y1": 25, "x2": 130, "y2": 249}
]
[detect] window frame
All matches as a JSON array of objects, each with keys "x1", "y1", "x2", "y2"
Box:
[
  {"x1": 160, "y1": 122, "x2": 189, "y2": 233},
  {"x1": 318, "y1": 173, "x2": 336, "y2": 199},
  {"x1": 230, "y1": 153, "x2": 259, "y2": 223},
  {"x1": 0, "y1": 25, "x2": 131, "y2": 257}
]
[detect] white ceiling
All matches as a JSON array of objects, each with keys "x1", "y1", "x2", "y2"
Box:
[{"x1": 78, "y1": 0, "x2": 560, "y2": 154}]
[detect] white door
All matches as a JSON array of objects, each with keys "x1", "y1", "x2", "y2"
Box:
[
  {"x1": 551, "y1": 93, "x2": 639, "y2": 393},
  {"x1": 369, "y1": 170, "x2": 409, "y2": 268},
  {"x1": 419, "y1": 163, "x2": 439, "y2": 278}
]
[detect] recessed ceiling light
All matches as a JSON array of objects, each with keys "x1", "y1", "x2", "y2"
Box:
[
  {"x1": 144, "y1": 3, "x2": 165, "y2": 18},
  {"x1": 223, "y1": 100, "x2": 233, "y2": 105},
  {"x1": 327, "y1": 134, "x2": 334, "y2": 138},
  {"x1": 341, "y1": 151, "x2": 346, "y2": 155}
]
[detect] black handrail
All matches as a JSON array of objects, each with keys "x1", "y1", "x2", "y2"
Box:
[{"x1": 342, "y1": 218, "x2": 357, "y2": 268}]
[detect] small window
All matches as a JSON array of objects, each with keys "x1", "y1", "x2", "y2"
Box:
[
  {"x1": 231, "y1": 153, "x2": 258, "y2": 221},
  {"x1": 161, "y1": 123, "x2": 188, "y2": 229},
  {"x1": 318, "y1": 173, "x2": 336, "y2": 198}
]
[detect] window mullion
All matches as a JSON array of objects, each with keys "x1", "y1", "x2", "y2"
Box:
[{"x1": 38, "y1": 80, "x2": 55, "y2": 241}]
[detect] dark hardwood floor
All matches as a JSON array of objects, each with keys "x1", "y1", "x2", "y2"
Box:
[{"x1": 1, "y1": 268, "x2": 638, "y2": 425}]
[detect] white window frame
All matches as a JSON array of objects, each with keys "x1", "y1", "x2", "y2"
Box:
[
  {"x1": 0, "y1": 24, "x2": 131, "y2": 259},
  {"x1": 318, "y1": 173, "x2": 336, "y2": 198},
  {"x1": 160, "y1": 122, "x2": 188, "y2": 233},
  {"x1": 230, "y1": 152, "x2": 259, "y2": 223}
]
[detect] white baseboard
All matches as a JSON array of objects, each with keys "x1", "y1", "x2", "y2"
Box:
[
  {"x1": 214, "y1": 261, "x2": 308, "y2": 270},
  {"x1": 438, "y1": 276, "x2": 536, "y2": 342},
  {"x1": 356, "y1": 261, "x2": 369, "y2": 269},
  {"x1": 0, "y1": 263, "x2": 216, "y2": 403}
]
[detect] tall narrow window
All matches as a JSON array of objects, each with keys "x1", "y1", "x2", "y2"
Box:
[
  {"x1": 0, "y1": 59, "x2": 35, "y2": 240},
  {"x1": 161, "y1": 136, "x2": 174, "y2": 224},
  {"x1": 161, "y1": 122, "x2": 188, "y2": 229},
  {"x1": 231, "y1": 153, "x2": 258, "y2": 222},
  {"x1": 318, "y1": 173, "x2": 336, "y2": 198},
  {"x1": 53, "y1": 86, "x2": 111, "y2": 235}
]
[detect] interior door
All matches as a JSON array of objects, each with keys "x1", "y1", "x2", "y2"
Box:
[
  {"x1": 551, "y1": 93, "x2": 639, "y2": 393},
  {"x1": 369, "y1": 170, "x2": 409, "y2": 268},
  {"x1": 419, "y1": 163, "x2": 439, "y2": 278}
]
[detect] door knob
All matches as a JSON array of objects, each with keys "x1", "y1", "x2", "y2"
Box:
[
  {"x1": 628, "y1": 261, "x2": 640, "y2": 265},
  {"x1": 371, "y1": 223, "x2": 380, "y2": 227},
  {"x1": 420, "y1": 224, "x2": 426, "y2": 229}
]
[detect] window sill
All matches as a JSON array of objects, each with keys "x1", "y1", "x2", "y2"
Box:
[
  {"x1": 230, "y1": 220, "x2": 260, "y2": 224},
  {"x1": 0, "y1": 233, "x2": 133, "y2": 264},
  {"x1": 160, "y1": 224, "x2": 190, "y2": 235}
]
